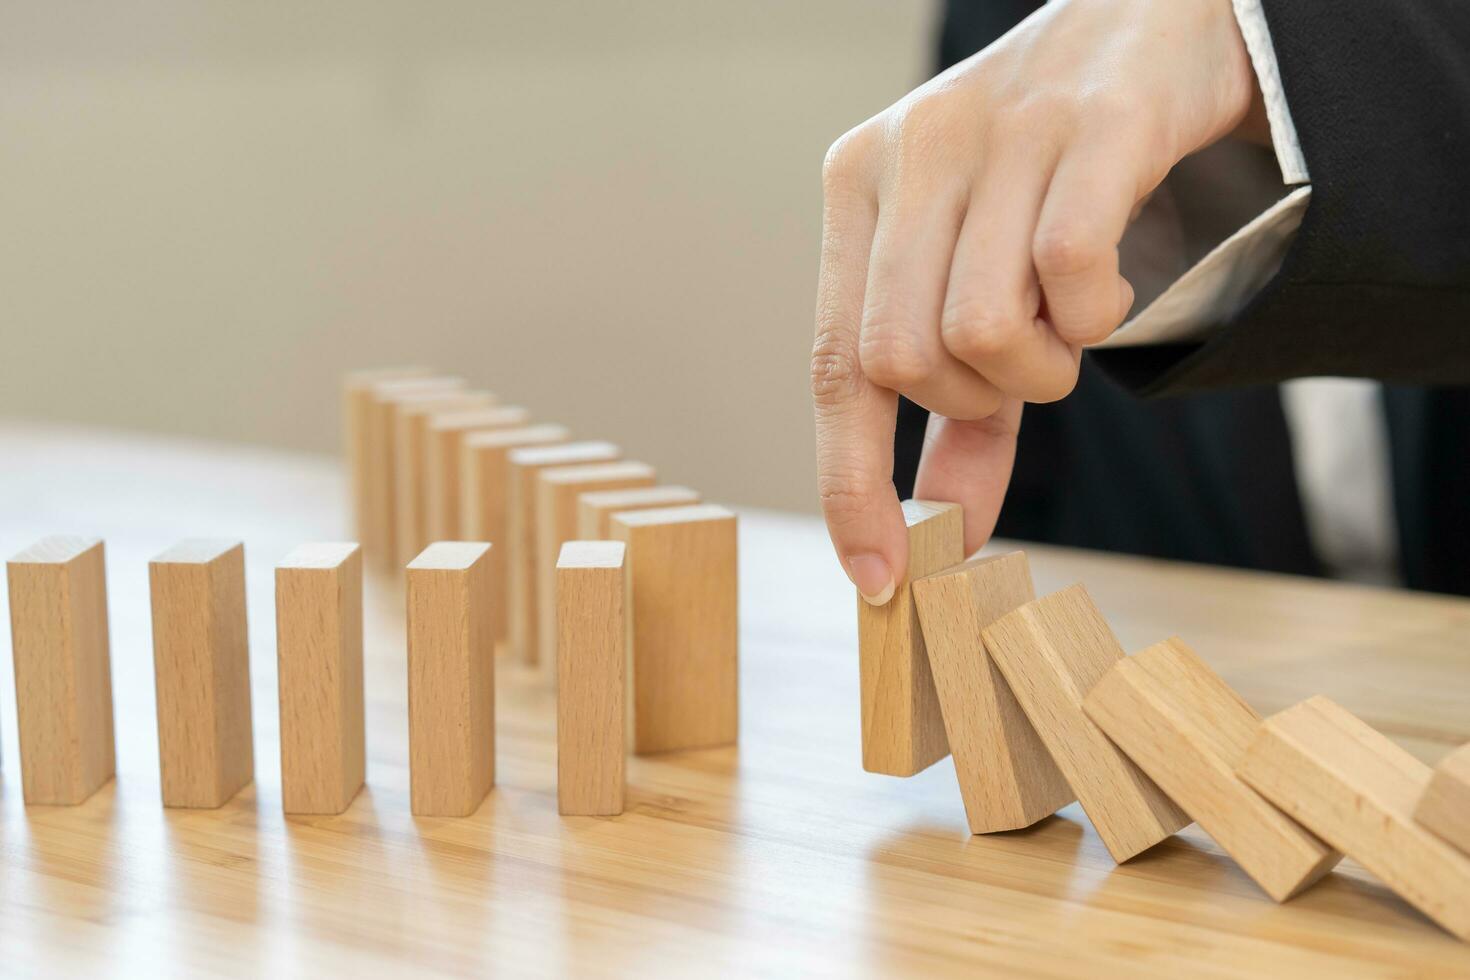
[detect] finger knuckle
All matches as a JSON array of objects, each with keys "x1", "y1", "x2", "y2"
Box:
[
  {"x1": 857, "y1": 319, "x2": 936, "y2": 390},
  {"x1": 939, "y1": 300, "x2": 1023, "y2": 361},
  {"x1": 816, "y1": 477, "x2": 879, "y2": 528},
  {"x1": 1033, "y1": 222, "x2": 1105, "y2": 279},
  {"x1": 822, "y1": 125, "x2": 873, "y2": 192},
  {"x1": 810, "y1": 329, "x2": 862, "y2": 409}
]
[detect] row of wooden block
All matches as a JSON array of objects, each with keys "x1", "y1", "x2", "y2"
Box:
[
  {"x1": 859, "y1": 501, "x2": 1470, "y2": 941},
  {"x1": 4, "y1": 516, "x2": 737, "y2": 817}
]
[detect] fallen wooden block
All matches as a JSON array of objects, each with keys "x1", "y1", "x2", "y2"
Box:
[
  {"x1": 343, "y1": 367, "x2": 431, "y2": 548},
  {"x1": 535, "y1": 461, "x2": 656, "y2": 677},
  {"x1": 1238, "y1": 696, "x2": 1470, "y2": 940},
  {"x1": 426, "y1": 404, "x2": 532, "y2": 541},
  {"x1": 149, "y1": 540, "x2": 255, "y2": 809},
  {"x1": 982, "y1": 585, "x2": 1191, "y2": 862},
  {"x1": 1083, "y1": 638, "x2": 1338, "y2": 900},
  {"x1": 276, "y1": 543, "x2": 365, "y2": 815},
  {"x1": 858, "y1": 500, "x2": 961, "y2": 777},
  {"x1": 912, "y1": 552, "x2": 1073, "y2": 833},
  {"x1": 507, "y1": 441, "x2": 622, "y2": 665},
  {"x1": 393, "y1": 388, "x2": 497, "y2": 567},
  {"x1": 365, "y1": 375, "x2": 465, "y2": 569},
  {"x1": 6, "y1": 536, "x2": 116, "y2": 805},
  {"x1": 407, "y1": 542, "x2": 495, "y2": 816},
  {"x1": 611, "y1": 504, "x2": 737, "y2": 754},
  {"x1": 577, "y1": 485, "x2": 701, "y2": 539},
  {"x1": 556, "y1": 541, "x2": 627, "y2": 815},
  {"x1": 1416, "y1": 743, "x2": 1470, "y2": 855}
]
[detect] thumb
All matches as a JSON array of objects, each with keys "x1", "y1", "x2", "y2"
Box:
[{"x1": 912, "y1": 401, "x2": 1022, "y2": 556}]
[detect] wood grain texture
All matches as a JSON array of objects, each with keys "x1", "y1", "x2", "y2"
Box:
[
  {"x1": 534, "y1": 461, "x2": 656, "y2": 677},
  {"x1": 426, "y1": 405, "x2": 532, "y2": 542},
  {"x1": 556, "y1": 541, "x2": 626, "y2": 816},
  {"x1": 275, "y1": 542, "x2": 365, "y2": 815},
  {"x1": 406, "y1": 542, "x2": 495, "y2": 817},
  {"x1": 506, "y1": 441, "x2": 621, "y2": 665},
  {"x1": 610, "y1": 505, "x2": 738, "y2": 754},
  {"x1": 982, "y1": 585, "x2": 1192, "y2": 863},
  {"x1": 1083, "y1": 638, "x2": 1339, "y2": 900},
  {"x1": 577, "y1": 485, "x2": 701, "y2": 539},
  {"x1": 392, "y1": 389, "x2": 497, "y2": 567},
  {"x1": 1416, "y1": 743, "x2": 1470, "y2": 855},
  {"x1": 858, "y1": 500, "x2": 962, "y2": 777},
  {"x1": 6, "y1": 536, "x2": 116, "y2": 804},
  {"x1": 148, "y1": 539, "x2": 254, "y2": 809},
  {"x1": 1237, "y1": 697, "x2": 1470, "y2": 941},
  {"x1": 365, "y1": 376, "x2": 465, "y2": 569},
  {"x1": 343, "y1": 367, "x2": 431, "y2": 547},
  {"x1": 911, "y1": 552, "x2": 1074, "y2": 833}
]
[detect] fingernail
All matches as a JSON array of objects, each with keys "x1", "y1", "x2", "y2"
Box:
[{"x1": 848, "y1": 554, "x2": 896, "y2": 606}]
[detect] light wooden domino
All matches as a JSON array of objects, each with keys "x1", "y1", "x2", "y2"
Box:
[
  {"x1": 393, "y1": 388, "x2": 497, "y2": 567},
  {"x1": 406, "y1": 542, "x2": 495, "y2": 817},
  {"x1": 275, "y1": 542, "x2": 365, "y2": 815},
  {"x1": 426, "y1": 404, "x2": 532, "y2": 541},
  {"x1": 611, "y1": 504, "x2": 738, "y2": 754},
  {"x1": 1237, "y1": 696, "x2": 1470, "y2": 941},
  {"x1": 343, "y1": 367, "x2": 431, "y2": 548},
  {"x1": 149, "y1": 540, "x2": 255, "y2": 809},
  {"x1": 365, "y1": 375, "x2": 465, "y2": 568},
  {"x1": 576, "y1": 485, "x2": 701, "y2": 539},
  {"x1": 6, "y1": 536, "x2": 116, "y2": 805},
  {"x1": 556, "y1": 541, "x2": 627, "y2": 816},
  {"x1": 1083, "y1": 638, "x2": 1339, "y2": 900},
  {"x1": 1415, "y1": 743, "x2": 1470, "y2": 855},
  {"x1": 911, "y1": 552, "x2": 1073, "y2": 833},
  {"x1": 858, "y1": 500, "x2": 961, "y2": 777},
  {"x1": 981, "y1": 585, "x2": 1191, "y2": 862}
]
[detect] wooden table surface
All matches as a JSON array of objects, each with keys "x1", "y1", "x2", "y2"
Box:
[{"x1": 2, "y1": 421, "x2": 1468, "y2": 977}]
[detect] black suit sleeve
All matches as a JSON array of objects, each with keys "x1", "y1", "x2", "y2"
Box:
[{"x1": 1092, "y1": 0, "x2": 1470, "y2": 395}]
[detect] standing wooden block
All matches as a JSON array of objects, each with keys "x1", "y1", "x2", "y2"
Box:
[
  {"x1": 407, "y1": 542, "x2": 495, "y2": 816},
  {"x1": 858, "y1": 500, "x2": 961, "y2": 777},
  {"x1": 1416, "y1": 744, "x2": 1470, "y2": 855},
  {"x1": 535, "y1": 461, "x2": 656, "y2": 676},
  {"x1": 149, "y1": 540, "x2": 255, "y2": 808},
  {"x1": 577, "y1": 485, "x2": 701, "y2": 539},
  {"x1": 275, "y1": 543, "x2": 365, "y2": 815},
  {"x1": 365, "y1": 375, "x2": 465, "y2": 569},
  {"x1": 344, "y1": 367, "x2": 431, "y2": 546},
  {"x1": 6, "y1": 537, "x2": 116, "y2": 805},
  {"x1": 911, "y1": 552, "x2": 1074, "y2": 833},
  {"x1": 507, "y1": 441, "x2": 622, "y2": 664},
  {"x1": 426, "y1": 405, "x2": 532, "y2": 541},
  {"x1": 1237, "y1": 697, "x2": 1470, "y2": 940},
  {"x1": 556, "y1": 541, "x2": 627, "y2": 815},
  {"x1": 611, "y1": 505, "x2": 737, "y2": 754},
  {"x1": 982, "y1": 585, "x2": 1191, "y2": 862},
  {"x1": 393, "y1": 389, "x2": 497, "y2": 567},
  {"x1": 1083, "y1": 638, "x2": 1339, "y2": 900}
]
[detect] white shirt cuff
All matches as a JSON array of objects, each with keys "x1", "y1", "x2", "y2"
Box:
[{"x1": 1231, "y1": 0, "x2": 1310, "y2": 184}]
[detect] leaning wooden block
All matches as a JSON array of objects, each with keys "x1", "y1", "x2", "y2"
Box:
[
  {"x1": 365, "y1": 375, "x2": 465, "y2": 568},
  {"x1": 393, "y1": 389, "x2": 497, "y2": 567},
  {"x1": 611, "y1": 505, "x2": 737, "y2": 754},
  {"x1": 276, "y1": 543, "x2": 365, "y2": 815},
  {"x1": 1416, "y1": 744, "x2": 1470, "y2": 855},
  {"x1": 426, "y1": 404, "x2": 532, "y2": 541},
  {"x1": 557, "y1": 541, "x2": 627, "y2": 815},
  {"x1": 535, "y1": 461, "x2": 656, "y2": 676},
  {"x1": 6, "y1": 537, "x2": 116, "y2": 805},
  {"x1": 507, "y1": 441, "x2": 621, "y2": 664},
  {"x1": 343, "y1": 366, "x2": 431, "y2": 546},
  {"x1": 912, "y1": 552, "x2": 1074, "y2": 833},
  {"x1": 149, "y1": 540, "x2": 255, "y2": 809},
  {"x1": 407, "y1": 542, "x2": 495, "y2": 817},
  {"x1": 577, "y1": 485, "x2": 701, "y2": 539},
  {"x1": 1083, "y1": 638, "x2": 1339, "y2": 900},
  {"x1": 1237, "y1": 697, "x2": 1470, "y2": 941},
  {"x1": 859, "y1": 500, "x2": 961, "y2": 777},
  {"x1": 982, "y1": 585, "x2": 1191, "y2": 862}
]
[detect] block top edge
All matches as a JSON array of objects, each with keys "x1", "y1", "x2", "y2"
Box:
[
  {"x1": 9, "y1": 535, "x2": 102, "y2": 565},
  {"x1": 151, "y1": 539, "x2": 243, "y2": 565},
  {"x1": 508, "y1": 440, "x2": 620, "y2": 466},
  {"x1": 462, "y1": 424, "x2": 569, "y2": 449},
  {"x1": 541, "y1": 460, "x2": 655, "y2": 485},
  {"x1": 408, "y1": 541, "x2": 492, "y2": 570},
  {"x1": 611, "y1": 503, "x2": 735, "y2": 528},
  {"x1": 901, "y1": 499, "x2": 961, "y2": 527},
  {"x1": 428, "y1": 405, "x2": 530, "y2": 431},
  {"x1": 579, "y1": 485, "x2": 700, "y2": 507},
  {"x1": 557, "y1": 540, "x2": 626, "y2": 569},
  {"x1": 277, "y1": 541, "x2": 359, "y2": 570}
]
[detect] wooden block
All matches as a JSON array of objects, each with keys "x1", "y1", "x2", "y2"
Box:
[
  {"x1": 556, "y1": 541, "x2": 627, "y2": 815},
  {"x1": 6, "y1": 537, "x2": 116, "y2": 805},
  {"x1": 982, "y1": 585, "x2": 1191, "y2": 862},
  {"x1": 461, "y1": 424, "x2": 570, "y2": 648},
  {"x1": 911, "y1": 552, "x2": 1074, "y2": 833},
  {"x1": 1237, "y1": 697, "x2": 1470, "y2": 940},
  {"x1": 1416, "y1": 744, "x2": 1470, "y2": 855},
  {"x1": 149, "y1": 540, "x2": 255, "y2": 808},
  {"x1": 535, "y1": 461, "x2": 657, "y2": 676},
  {"x1": 343, "y1": 367, "x2": 431, "y2": 546},
  {"x1": 365, "y1": 375, "x2": 465, "y2": 569},
  {"x1": 407, "y1": 542, "x2": 495, "y2": 816},
  {"x1": 506, "y1": 441, "x2": 622, "y2": 664},
  {"x1": 426, "y1": 405, "x2": 532, "y2": 542},
  {"x1": 577, "y1": 485, "x2": 701, "y2": 539},
  {"x1": 858, "y1": 500, "x2": 961, "y2": 777},
  {"x1": 393, "y1": 389, "x2": 497, "y2": 567},
  {"x1": 610, "y1": 505, "x2": 737, "y2": 754},
  {"x1": 1083, "y1": 638, "x2": 1339, "y2": 900},
  {"x1": 275, "y1": 543, "x2": 365, "y2": 815}
]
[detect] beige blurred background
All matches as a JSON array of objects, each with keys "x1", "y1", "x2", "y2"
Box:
[{"x1": 0, "y1": 1, "x2": 933, "y2": 512}]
